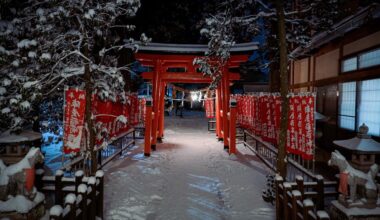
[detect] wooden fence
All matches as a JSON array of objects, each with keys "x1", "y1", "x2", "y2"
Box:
[
  {"x1": 242, "y1": 130, "x2": 316, "y2": 182},
  {"x1": 61, "y1": 128, "x2": 136, "y2": 174},
  {"x1": 275, "y1": 174, "x2": 339, "y2": 220},
  {"x1": 35, "y1": 169, "x2": 104, "y2": 220}
]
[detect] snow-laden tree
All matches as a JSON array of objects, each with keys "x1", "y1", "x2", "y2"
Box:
[
  {"x1": 0, "y1": 0, "x2": 150, "y2": 173},
  {"x1": 193, "y1": 10, "x2": 236, "y2": 89},
  {"x1": 197, "y1": 0, "x2": 345, "y2": 177}
]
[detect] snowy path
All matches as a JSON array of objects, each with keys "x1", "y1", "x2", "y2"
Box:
[{"x1": 103, "y1": 112, "x2": 275, "y2": 220}]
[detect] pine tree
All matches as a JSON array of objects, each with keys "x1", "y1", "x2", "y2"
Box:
[{"x1": 0, "y1": 0, "x2": 149, "y2": 173}]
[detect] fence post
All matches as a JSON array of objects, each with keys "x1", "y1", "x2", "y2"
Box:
[
  {"x1": 35, "y1": 169, "x2": 44, "y2": 191},
  {"x1": 64, "y1": 193, "x2": 76, "y2": 220},
  {"x1": 291, "y1": 190, "x2": 302, "y2": 220},
  {"x1": 283, "y1": 182, "x2": 292, "y2": 220},
  {"x1": 96, "y1": 170, "x2": 104, "y2": 219},
  {"x1": 295, "y1": 175, "x2": 304, "y2": 199},
  {"x1": 275, "y1": 175, "x2": 284, "y2": 220},
  {"x1": 75, "y1": 170, "x2": 84, "y2": 192},
  {"x1": 88, "y1": 176, "x2": 96, "y2": 220},
  {"x1": 144, "y1": 99, "x2": 153, "y2": 156},
  {"x1": 55, "y1": 170, "x2": 64, "y2": 205},
  {"x1": 316, "y1": 175, "x2": 325, "y2": 210},
  {"x1": 229, "y1": 99, "x2": 237, "y2": 154},
  {"x1": 133, "y1": 128, "x2": 136, "y2": 145},
  {"x1": 78, "y1": 184, "x2": 88, "y2": 220},
  {"x1": 303, "y1": 199, "x2": 314, "y2": 220},
  {"x1": 49, "y1": 205, "x2": 63, "y2": 220}
]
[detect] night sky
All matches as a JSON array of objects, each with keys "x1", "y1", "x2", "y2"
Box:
[{"x1": 131, "y1": 0, "x2": 219, "y2": 44}]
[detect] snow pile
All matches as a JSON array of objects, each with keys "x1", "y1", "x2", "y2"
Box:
[
  {"x1": 0, "y1": 190, "x2": 45, "y2": 214},
  {"x1": 115, "y1": 115, "x2": 128, "y2": 124},
  {"x1": 96, "y1": 170, "x2": 104, "y2": 178},
  {"x1": 23, "y1": 81, "x2": 39, "y2": 89},
  {"x1": 78, "y1": 184, "x2": 87, "y2": 193},
  {"x1": 75, "y1": 170, "x2": 84, "y2": 177},
  {"x1": 65, "y1": 193, "x2": 76, "y2": 204},
  {"x1": 0, "y1": 87, "x2": 6, "y2": 95},
  {"x1": 17, "y1": 39, "x2": 37, "y2": 49},
  {"x1": 1, "y1": 107, "x2": 10, "y2": 114},
  {"x1": 40, "y1": 53, "x2": 51, "y2": 60},
  {"x1": 88, "y1": 177, "x2": 96, "y2": 185},
  {"x1": 0, "y1": 195, "x2": 33, "y2": 213},
  {"x1": 55, "y1": 169, "x2": 64, "y2": 176},
  {"x1": 28, "y1": 51, "x2": 37, "y2": 59},
  {"x1": 49, "y1": 205, "x2": 63, "y2": 216}
]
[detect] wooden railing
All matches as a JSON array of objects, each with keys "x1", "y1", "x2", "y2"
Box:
[
  {"x1": 35, "y1": 169, "x2": 104, "y2": 220},
  {"x1": 242, "y1": 130, "x2": 316, "y2": 182},
  {"x1": 275, "y1": 175, "x2": 338, "y2": 220},
  {"x1": 61, "y1": 128, "x2": 136, "y2": 174}
]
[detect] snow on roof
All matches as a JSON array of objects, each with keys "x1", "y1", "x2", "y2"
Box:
[
  {"x1": 0, "y1": 130, "x2": 42, "y2": 144},
  {"x1": 290, "y1": 4, "x2": 380, "y2": 58},
  {"x1": 333, "y1": 137, "x2": 380, "y2": 154},
  {"x1": 138, "y1": 42, "x2": 259, "y2": 53}
]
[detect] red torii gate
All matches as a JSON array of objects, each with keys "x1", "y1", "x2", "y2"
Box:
[{"x1": 134, "y1": 43, "x2": 257, "y2": 156}]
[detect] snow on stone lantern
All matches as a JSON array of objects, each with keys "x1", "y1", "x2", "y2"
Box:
[
  {"x1": 333, "y1": 123, "x2": 380, "y2": 172},
  {"x1": 0, "y1": 129, "x2": 42, "y2": 165}
]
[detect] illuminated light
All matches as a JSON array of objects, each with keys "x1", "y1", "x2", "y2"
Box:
[{"x1": 191, "y1": 92, "x2": 198, "y2": 102}]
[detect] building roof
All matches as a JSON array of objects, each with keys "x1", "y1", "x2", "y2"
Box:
[
  {"x1": 290, "y1": 3, "x2": 380, "y2": 58},
  {"x1": 138, "y1": 42, "x2": 259, "y2": 54}
]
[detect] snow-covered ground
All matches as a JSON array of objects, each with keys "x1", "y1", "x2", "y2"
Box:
[
  {"x1": 103, "y1": 111, "x2": 275, "y2": 220},
  {"x1": 41, "y1": 132, "x2": 64, "y2": 174}
]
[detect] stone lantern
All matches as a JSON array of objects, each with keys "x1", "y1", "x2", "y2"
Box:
[
  {"x1": 0, "y1": 129, "x2": 42, "y2": 165},
  {"x1": 333, "y1": 123, "x2": 380, "y2": 172}
]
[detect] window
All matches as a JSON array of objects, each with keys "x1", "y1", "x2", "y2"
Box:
[
  {"x1": 357, "y1": 78, "x2": 380, "y2": 136},
  {"x1": 341, "y1": 47, "x2": 380, "y2": 73},
  {"x1": 359, "y1": 48, "x2": 380, "y2": 69},
  {"x1": 338, "y1": 82, "x2": 356, "y2": 130},
  {"x1": 342, "y1": 57, "x2": 357, "y2": 72}
]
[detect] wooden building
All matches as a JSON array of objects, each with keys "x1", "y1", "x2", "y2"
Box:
[{"x1": 289, "y1": 4, "x2": 380, "y2": 150}]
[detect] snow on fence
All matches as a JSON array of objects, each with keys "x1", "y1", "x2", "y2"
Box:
[
  {"x1": 242, "y1": 130, "x2": 316, "y2": 182},
  {"x1": 35, "y1": 169, "x2": 104, "y2": 219},
  {"x1": 61, "y1": 128, "x2": 136, "y2": 174},
  {"x1": 275, "y1": 175, "x2": 338, "y2": 220}
]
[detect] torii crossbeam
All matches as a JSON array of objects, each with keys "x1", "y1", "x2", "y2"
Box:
[{"x1": 134, "y1": 42, "x2": 258, "y2": 156}]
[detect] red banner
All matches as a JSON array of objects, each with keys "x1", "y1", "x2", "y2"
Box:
[
  {"x1": 63, "y1": 89, "x2": 86, "y2": 154},
  {"x1": 232, "y1": 93, "x2": 315, "y2": 160},
  {"x1": 64, "y1": 89, "x2": 142, "y2": 153},
  {"x1": 205, "y1": 98, "x2": 215, "y2": 118}
]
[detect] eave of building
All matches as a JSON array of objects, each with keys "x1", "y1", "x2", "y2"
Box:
[{"x1": 290, "y1": 3, "x2": 380, "y2": 59}]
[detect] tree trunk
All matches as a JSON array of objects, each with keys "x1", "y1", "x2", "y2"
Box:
[
  {"x1": 84, "y1": 57, "x2": 97, "y2": 174},
  {"x1": 275, "y1": 0, "x2": 289, "y2": 178}
]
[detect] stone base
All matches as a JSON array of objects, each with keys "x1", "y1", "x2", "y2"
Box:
[
  {"x1": 0, "y1": 200, "x2": 45, "y2": 220},
  {"x1": 338, "y1": 194, "x2": 379, "y2": 209},
  {"x1": 330, "y1": 200, "x2": 380, "y2": 220}
]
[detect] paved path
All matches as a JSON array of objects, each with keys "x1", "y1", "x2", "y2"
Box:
[{"x1": 104, "y1": 112, "x2": 275, "y2": 220}]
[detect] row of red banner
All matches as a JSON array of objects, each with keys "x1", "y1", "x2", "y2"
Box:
[
  {"x1": 232, "y1": 93, "x2": 315, "y2": 160},
  {"x1": 63, "y1": 88, "x2": 144, "y2": 154},
  {"x1": 204, "y1": 98, "x2": 215, "y2": 118}
]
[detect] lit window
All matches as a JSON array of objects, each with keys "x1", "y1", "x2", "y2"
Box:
[
  {"x1": 338, "y1": 82, "x2": 356, "y2": 130},
  {"x1": 357, "y1": 78, "x2": 380, "y2": 136},
  {"x1": 359, "y1": 48, "x2": 380, "y2": 69},
  {"x1": 341, "y1": 57, "x2": 357, "y2": 72}
]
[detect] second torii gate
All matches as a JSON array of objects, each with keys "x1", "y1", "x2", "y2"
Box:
[{"x1": 135, "y1": 42, "x2": 257, "y2": 156}]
